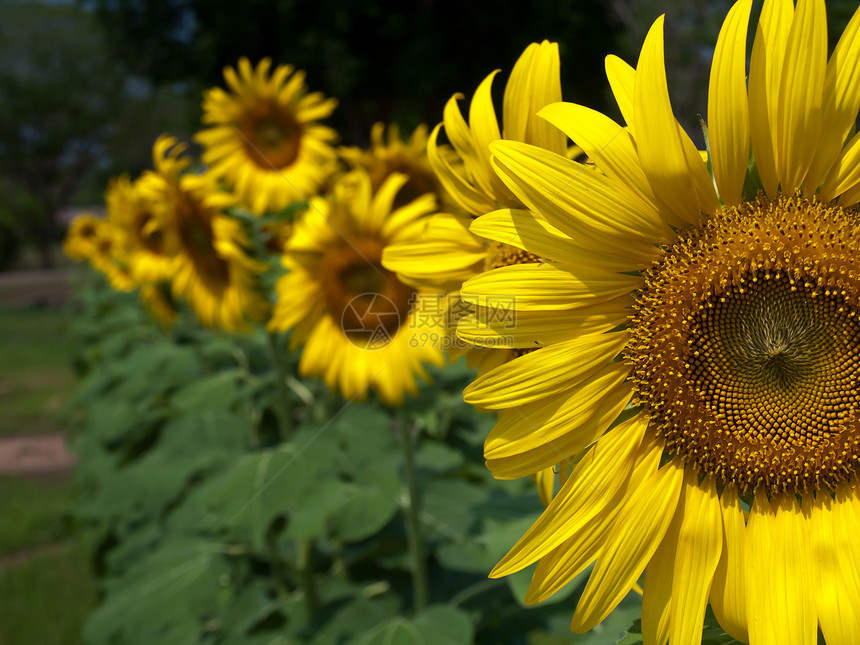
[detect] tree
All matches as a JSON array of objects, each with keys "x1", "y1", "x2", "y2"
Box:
[
  {"x1": 0, "y1": 2, "x2": 129, "y2": 268},
  {"x1": 83, "y1": 0, "x2": 622, "y2": 144}
]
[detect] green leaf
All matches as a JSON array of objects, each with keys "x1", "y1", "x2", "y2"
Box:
[
  {"x1": 701, "y1": 607, "x2": 745, "y2": 644},
  {"x1": 328, "y1": 467, "x2": 401, "y2": 542},
  {"x1": 83, "y1": 539, "x2": 232, "y2": 645},
  {"x1": 352, "y1": 605, "x2": 474, "y2": 645},
  {"x1": 615, "y1": 618, "x2": 643, "y2": 644},
  {"x1": 310, "y1": 595, "x2": 401, "y2": 645}
]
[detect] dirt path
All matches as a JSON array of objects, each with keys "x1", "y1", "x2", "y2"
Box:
[
  {"x1": 0, "y1": 269, "x2": 74, "y2": 307},
  {"x1": 0, "y1": 434, "x2": 76, "y2": 476}
]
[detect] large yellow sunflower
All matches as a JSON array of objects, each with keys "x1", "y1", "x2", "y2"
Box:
[
  {"x1": 268, "y1": 169, "x2": 445, "y2": 406},
  {"x1": 459, "y1": 0, "x2": 860, "y2": 643},
  {"x1": 195, "y1": 57, "x2": 339, "y2": 215},
  {"x1": 137, "y1": 135, "x2": 270, "y2": 332}
]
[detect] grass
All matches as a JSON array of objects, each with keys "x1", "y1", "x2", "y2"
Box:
[
  {"x1": 0, "y1": 476, "x2": 75, "y2": 552},
  {"x1": 0, "y1": 305, "x2": 76, "y2": 436},
  {"x1": 0, "y1": 536, "x2": 96, "y2": 645},
  {"x1": 0, "y1": 476, "x2": 97, "y2": 645},
  {"x1": 0, "y1": 301, "x2": 97, "y2": 645}
]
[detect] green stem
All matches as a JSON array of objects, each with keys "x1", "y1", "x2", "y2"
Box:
[
  {"x1": 331, "y1": 539, "x2": 350, "y2": 581},
  {"x1": 399, "y1": 412, "x2": 428, "y2": 612},
  {"x1": 266, "y1": 331, "x2": 293, "y2": 441},
  {"x1": 298, "y1": 538, "x2": 319, "y2": 620},
  {"x1": 449, "y1": 578, "x2": 505, "y2": 607}
]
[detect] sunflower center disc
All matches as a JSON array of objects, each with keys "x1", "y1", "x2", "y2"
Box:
[
  {"x1": 242, "y1": 107, "x2": 302, "y2": 169},
  {"x1": 628, "y1": 196, "x2": 860, "y2": 494},
  {"x1": 176, "y1": 192, "x2": 230, "y2": 287},
  {"x1": 320, "y1": 238, "x2": 415, "y2": 347}
]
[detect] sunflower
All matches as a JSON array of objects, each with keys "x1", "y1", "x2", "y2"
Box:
[
  {"x1": 383, "y1": 41, "x2": 568, "y2": 371},
  {"x1": 268, "y1": 169, "x2": 445, "y2": 406},
  {"x1": 195, "y1": 57, "x2": 339, "y2": 215},
  {"x1": 459, "y1": 0, "x2": 860, "y2": 642},
  {"x1": 87, "y1": 220, "x2": 138, "y2": 292},
  {"x1": 139, "y1": 282, "x2": 178, "y2": 330},
  {"x1": 339, "y1": 122, "x2": 450, "y2": 210},
  {"x1": 105, "y1": 174, "x2": 175, "y2": 283},
  {"x1": 63, "y1": 213, "x2": 104, "y2": 262},
  {"x1": 63, "y1": 213, "x2": 137, "y2": 292},
  {"x1": 138, "y1": 135, "x2": 270, "y2": 332},
  {"x1": 382, "y1": 41, "x2": 571, "y2": 494}
]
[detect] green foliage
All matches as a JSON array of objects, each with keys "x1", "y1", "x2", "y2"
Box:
[
  {"x1": 68, "y1": 269, "x2": 643, "y2": 644},
  {"x1": 615, "y1": 611, "x2": 746, "y2": 644}
]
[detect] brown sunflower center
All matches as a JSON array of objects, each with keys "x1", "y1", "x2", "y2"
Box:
[
  {"x1": 134, "y1": 211, "x2": 164, "y2": 255},
  {"x1": 319, "y1": 238, "x2": 415, "y2": 348},
  {"x1": 483, "y1": 241, "x2": 540, "y2": 272},
  {"x1": 79, "y1": 222, "x2": 97, "y2": 239},
  {"x1": 628, "y1": 195, "x2": 860, "y2": 495},
  {"x1": 375, "y1": 157, "x2": 440, "y2": 209},
  {"x1": 176, "y1": 192, "x2": 230, "y2": 288},
  {"x1": 241, "y1": 106, "x2": 302, "y2": 169}
]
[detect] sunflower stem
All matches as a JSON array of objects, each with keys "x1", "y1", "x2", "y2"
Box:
[
  {"x1": 266, "y1": 330, "x2": 293, "y2": 441},
  {"x1": 398, "y1": 411, "x2": 428, "y2": 612},
  {"x1": 297, "y1": 538, "x2": 319, "y2": 620}
]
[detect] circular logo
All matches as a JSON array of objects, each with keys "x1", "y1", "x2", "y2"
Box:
[{"x1": 340, "y1": 292, "x2": 401, "y2": 350}]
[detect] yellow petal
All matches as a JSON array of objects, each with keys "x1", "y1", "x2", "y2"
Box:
[
  {"x1": 524, "y1": 42, "x2": 567, "y2": 154},
  {"x1": 605, "y1": 55, "x2": 636, "y2": 132},
  {"x1": 776, "y1": 0, "x2": 827, "y2": 192},
  {"x1": 813, "y1": 490, "x2": 860, "y2": 645},
  {"x1": 428, "y1": 123, "x2": 497, "y2": 216},
  {"x1": 747, "y1": 491, "x2": 817, "y2": 645},
  {"x1": 709, "y1": 485, "x2": 749, "y2": 643},
  {"x1": 484, "y1": 366, "x2": 631, "y2": 479},
  {"x1": 470, "y1": 208, "x2": 573, "y2": 263},
  {"x1": 460, "y1": 262, "x2": 641, "y2": 312},
  {"x1": 464, "y1": 332, "x2": 628, "y2": 409},
  {"x1": 486, "y1": 380, "x2": 633, "y2": 479},
  {"x1": 471, "y1": 208, "x2": 657, "y2": 272},
  {"x1": 524, "y1": 431, "x2": 664, "y2": 604},
  {"x1": 668, "y1": 473, "x2": 722, "y2": 645},
  {"x1": 538, "y1": 102, "x2": 656, "y2": 205},
  {"x1": 503, "y1": 41, "x2": 566, "y2": 154},
  {"x1": 492, "y1": 413, "x2": 648, "y2": 578},
  {"x1": 748, "y1": 0, "x2": 794, "y2": 196},
  {"x1": 635, "y1": 16, "x2": 713, "y2": 227},
  {"x1": 456, "y1": 299, "x2": 630, "y2": 349},
  {"x1": 502, "y1": 44, "x2": 536, "y2": 144},
  {"x1": 489, "y1": 140, "x2": 672, "y2": 246},
  {"x1": 571, "y1": 458, "x2": 684, "y2": 632},
  {"x1": 532, "y1": 467, "x2": 555, "y2": 508},
  {"x1": 469, "y1": 70, "x2": 507, "y2": 199},
  {"x1": 708, "y1": 0, "x2": 753, "y2": 206},
  {"x1": 820, "y1": 131, "x2": 860, "y2": 203},
  {"x1": 805, "y1": 4, "x2": 860, "y2": 191},
  {"x1": 642, "y1": 509, "x2": 678, "y2": 645}
]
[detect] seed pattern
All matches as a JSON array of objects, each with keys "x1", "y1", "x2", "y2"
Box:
[
  {"x1": 484, "y1": 241, "x2": 540, "y2": 272},
  {"x1": 627, "y1": 195, "x2": 860, "y2": 494}
]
